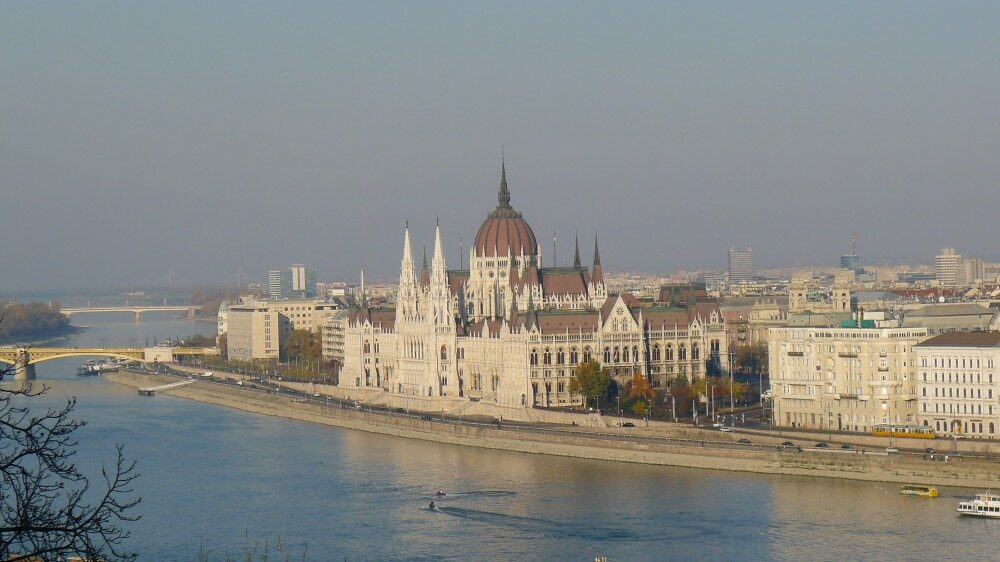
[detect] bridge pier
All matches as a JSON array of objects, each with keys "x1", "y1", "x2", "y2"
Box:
[{"x1": 13, "y1": 349, "x2": 36, "y2": 381}]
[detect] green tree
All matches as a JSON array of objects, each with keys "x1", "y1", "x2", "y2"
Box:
[{"x1": 569, "y1": 359, "x2": 611, "y2": 409}]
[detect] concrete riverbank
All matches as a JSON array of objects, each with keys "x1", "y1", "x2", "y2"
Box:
[{"x1": 106, "y1": 370, "x2": 1000, "y2": 489}]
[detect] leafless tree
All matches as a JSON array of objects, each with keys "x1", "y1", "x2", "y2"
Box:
[{"x1": 0, "y1": 358, "x2": 140, "y2": 561}]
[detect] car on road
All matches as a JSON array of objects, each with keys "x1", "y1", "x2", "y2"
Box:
[
  {"x1": 840, "y1": 444, "x2": 853, "y2": 450},
  {"x1": 925, "y1": 447, "x2": 936, "y2": 454},
  {"x1": 420, "y1": 414, "x2": 433, "y2": 421},
  {"x1": 622, "y1": 422, "x2": 636, "y2": 428},
  {"x1": 814, "y1": 442, "x2": 829, "y2": 448},
  {"x1": 712, "y1": 422, "x2": 723, "y2": 428},
  {"x1": 885, "y1": 447, "x2": 899, "y2": 453},
  {"x1": 737, "y1": 438, "x2": 752, "y2": 445},
  {"x1": 395, "y1": 407, "x2": 405, "y2": 413},
  {"x1": 719, "y1": 426, "x2": 733, "y2": 432},
  {"x1": 781, "y1": 441, "x2": 795, "y2": 447}
]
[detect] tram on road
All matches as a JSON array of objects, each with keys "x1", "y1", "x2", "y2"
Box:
[{"x1": 871, "y1": 423, "x2": 936, "y2": 439}]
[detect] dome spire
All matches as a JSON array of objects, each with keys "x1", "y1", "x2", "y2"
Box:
[
  {"x1": 573, "y1": 231, "x2": 581, "y2": 268},
  {"x1": 498, "y1": 148, "x2": 511, "y2": 209}
]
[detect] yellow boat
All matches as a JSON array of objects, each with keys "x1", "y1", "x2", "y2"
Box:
[{"x1": 900, "y1": 485, "x2": 938, "y2": 498}]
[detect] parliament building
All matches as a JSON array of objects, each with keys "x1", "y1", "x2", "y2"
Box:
[{"x1": 339, "y1": 162, "x2": 728, "y2": 415}]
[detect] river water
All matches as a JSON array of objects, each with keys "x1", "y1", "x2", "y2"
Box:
[{"x1": 14, "y1": 315, "x2": 1000, "y2": 560}]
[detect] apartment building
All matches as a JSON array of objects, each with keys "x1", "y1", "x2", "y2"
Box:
[
  {"x1": 915, "y1": 331, "x2": 1000, "y2": 438},
  {"x1": 769, "y1": 325, "x2": 927, "y2": 431}
]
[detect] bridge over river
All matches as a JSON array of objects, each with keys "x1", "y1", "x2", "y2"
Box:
[
  {"x1": 60, "y1": 305, "x2": 202, "y2": 321},
  {"x1": 0, "y1": 346, "x2": 217, "y2": 380}
]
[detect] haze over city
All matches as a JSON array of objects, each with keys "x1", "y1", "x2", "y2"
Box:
[{"x1": 3, "y1": 1, "x2": 999, "y2": 291}]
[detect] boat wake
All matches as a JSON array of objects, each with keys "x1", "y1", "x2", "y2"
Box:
[
  {"x1": 421, "y1": 490, "x2": 517, "y2": 500},
  {"x1": 433, "y1": 505, "x2": 637, "y2": 541}
]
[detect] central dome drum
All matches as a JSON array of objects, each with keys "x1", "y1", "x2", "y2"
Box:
[{"x1": 473, "y1": 162, "x2": 538, "y2": 258}]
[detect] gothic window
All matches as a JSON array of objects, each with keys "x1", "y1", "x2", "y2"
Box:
[
  {"x1": 570, "y1": 348, "x2": 579, "y2": 365},
  {"x1": 440, "y1": 345, "x2": 448, "y2": 361},
  {"x1": 666, "y1": 344, "x2": 674, "y2": 361},
  {"x1": 620, "y1": 347, "x2": 627, "y2": 362},
  {"x1": 632, "y1": 346, "x2": 639, "y2": 363},
  {"x1": 557, "y1": 349, "x2": 565, "y2": 364},
  {"x1": 363, "y1": 341, "x2": 370, "y2": 353},
  {"x1": 692, "y1": 344, "x2": 700, "y2": 361},
  {"x1": 652, "y1": 345, "x2": 661, "y2": 361},
  {"x1": 530, "y1": 349, "x2": 538, "y2": 366},
  {"x1": 604, "y1": 347, "x2": 611, "y2": 364},
  {"x1": 679, "y1": 344, "x2": 687, "y2": 361},
  {"x1": 584, "y1": 347, "x2": 592, "y2": 363},
  {"x1": 543, "y1": 349, "x2": 552, "y2": 365}
]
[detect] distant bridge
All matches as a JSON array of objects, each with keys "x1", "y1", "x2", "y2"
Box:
[
  {"x1": 60, "y1": 305, "x2": 202, "y2": 321},
  {"x1": 0, "y1": 347, "x2": 217, "y2": 381}
]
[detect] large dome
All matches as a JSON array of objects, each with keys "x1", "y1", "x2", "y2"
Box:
[{"x1": 473, "y1": 162, "x2": 538, "y2": 258}]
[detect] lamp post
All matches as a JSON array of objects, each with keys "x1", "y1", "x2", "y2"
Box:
[{"x1": 709, "y1": 384, "x2": 716, "y2": 421}]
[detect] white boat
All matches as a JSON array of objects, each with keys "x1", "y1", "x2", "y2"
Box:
[{"x1": 957, "y1": 492, "x2": 1000, "y2": 518}]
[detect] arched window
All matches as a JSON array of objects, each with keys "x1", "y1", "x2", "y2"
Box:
[
  {"x1": 570, "y1": 348, "x2": 579, "y2": 365},
  {"x1": 692, "y1": 344, "x2": 700, "y2": 361},
  {"x1": 530, "y1": 349, "x2": 538, "y2": 366},
  {"x1": 584, "y1": 347, "x2": 592, "y2": 363},
  {"x1": 665, "y1": 344, "x2": 674, "y2": 361},
  {"x1": 632, "y1": 346, "x2": 639, "y2": 363},
  {"x1": 557, "y1": 348, "x2": 565, "y2": 365},
  {"x1": 363, "y1": 341, "x2": 370, "y2": 353},
  {"x1": 440, "y1": 345, "x2": 448, "y2": 361},
  {"x1": 991, "y1": 422, "x2": 995, "y2": 435},
  {"x1": 621, "y1": 346, "x2": 627, "y2": 362},
  {"x1": 652, "y1": 345, "x2": 661, "y2": 361},
  {"x1": 543, "y1": 348, "x2": 552, "y2": 365},
  {"x1": 604, "y1": 347, "x2": 611, "y2": 363},
  {"x1": 679, "y1": 344, "x2": 687, "y2": 361},
  {"x1": 613, "y1": 347, "x2": 620, "y2": 362}
]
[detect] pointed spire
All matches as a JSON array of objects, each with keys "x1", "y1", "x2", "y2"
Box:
[
  {"x1": 573, "y1": 232, "x2": 581, "y2": 268},
  {"x1": 400, "y1": 224, "x2": 415, "y2": 285},
  {"x1": 498, "y1": 151, "x2": 511, "y2": 209},
  {"x1": 360, "y1": 269, "x2": 368, "y2": 308},
  {"x1": 431, "y1": 222, "x2": 447, "y2": 283},
  {"x1": 509, "y1": 291, "x2": 518, "y2": 320},
  {"x1": 592, "y1": 234, "x2": 604, "y2": 286},
  {"x1": 420, "y1": 245, "x2": 430, "y2": 287}
]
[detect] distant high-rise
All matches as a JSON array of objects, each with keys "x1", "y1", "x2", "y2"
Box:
[
  {"x1": 728, "y1": 247, "x2": 753, "y2": 285},
  {"x1": 840, "y1": 233, "x2": 862, "y2": 274},
  {"x1": 935, "y1": 248, "x2": 962, "y2": 287},
  {"x1": 269, "y1": 264, "x2": 317, "y2": 299}
]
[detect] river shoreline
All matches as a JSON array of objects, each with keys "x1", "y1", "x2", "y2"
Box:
[{"x1": 105, "y1": 369, "x2": 1000, "y2": 489}]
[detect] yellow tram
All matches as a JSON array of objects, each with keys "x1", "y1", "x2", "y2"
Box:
[{"x1": 871, "y1": 423, "x2": 936, "y2": 439}]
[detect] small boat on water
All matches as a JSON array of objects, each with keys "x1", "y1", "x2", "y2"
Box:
[
  {"x1": 900, "y1": 485, "x2": 938, "y2": 498},
  {"x1": 958, "y1": 492, "x2": 1000, "y2": 518}
]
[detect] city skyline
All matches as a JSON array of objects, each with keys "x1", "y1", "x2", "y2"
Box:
[{"x1": 3, "y1": 2, "x2": 1000, "y2": 291}]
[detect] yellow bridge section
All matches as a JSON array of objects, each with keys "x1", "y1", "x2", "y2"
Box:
[{"x1": 0, "y1": 347, "x2": 217, "y2": 380}]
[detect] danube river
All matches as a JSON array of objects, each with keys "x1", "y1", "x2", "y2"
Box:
[{"x1": 17, "y1": 315, "x2": 1000, "y2": 560}]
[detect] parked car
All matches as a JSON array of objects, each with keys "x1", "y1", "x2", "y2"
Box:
[
  {"x1": 622, "y1": 422, "x2": 635, "y2": 428},
  {"x1": 925, "y1": 447, "x2": 936, "y2": 454},
  {"x1": 737, "y1": 438, "x2": 752, "y2": 445},
  {"x1": 781, "y1": 441, "x2": 795, "y2": 447},
  {"x1": 719, "y1": 426, "x2": 733, "y2": 432},
  {"x1": 885, "y1": 447, "x2": 899, "y2": 453},
  {"x1": 395, "y1": 407, "x2": 405, "y2": 413},
  {"x1": 420, "y1": 414, "x2": 433, "y2": 421},
  {"x1": 840, "y1": 444, "x2": 853, "y2": 450},
  {"x1": 814, "y1": 442, "x2": 829, "y2": 448}
]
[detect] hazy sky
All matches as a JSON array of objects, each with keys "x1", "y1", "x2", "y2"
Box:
[{"x1": 3, "y1": 2, "x2": 999, "y2": 291}]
